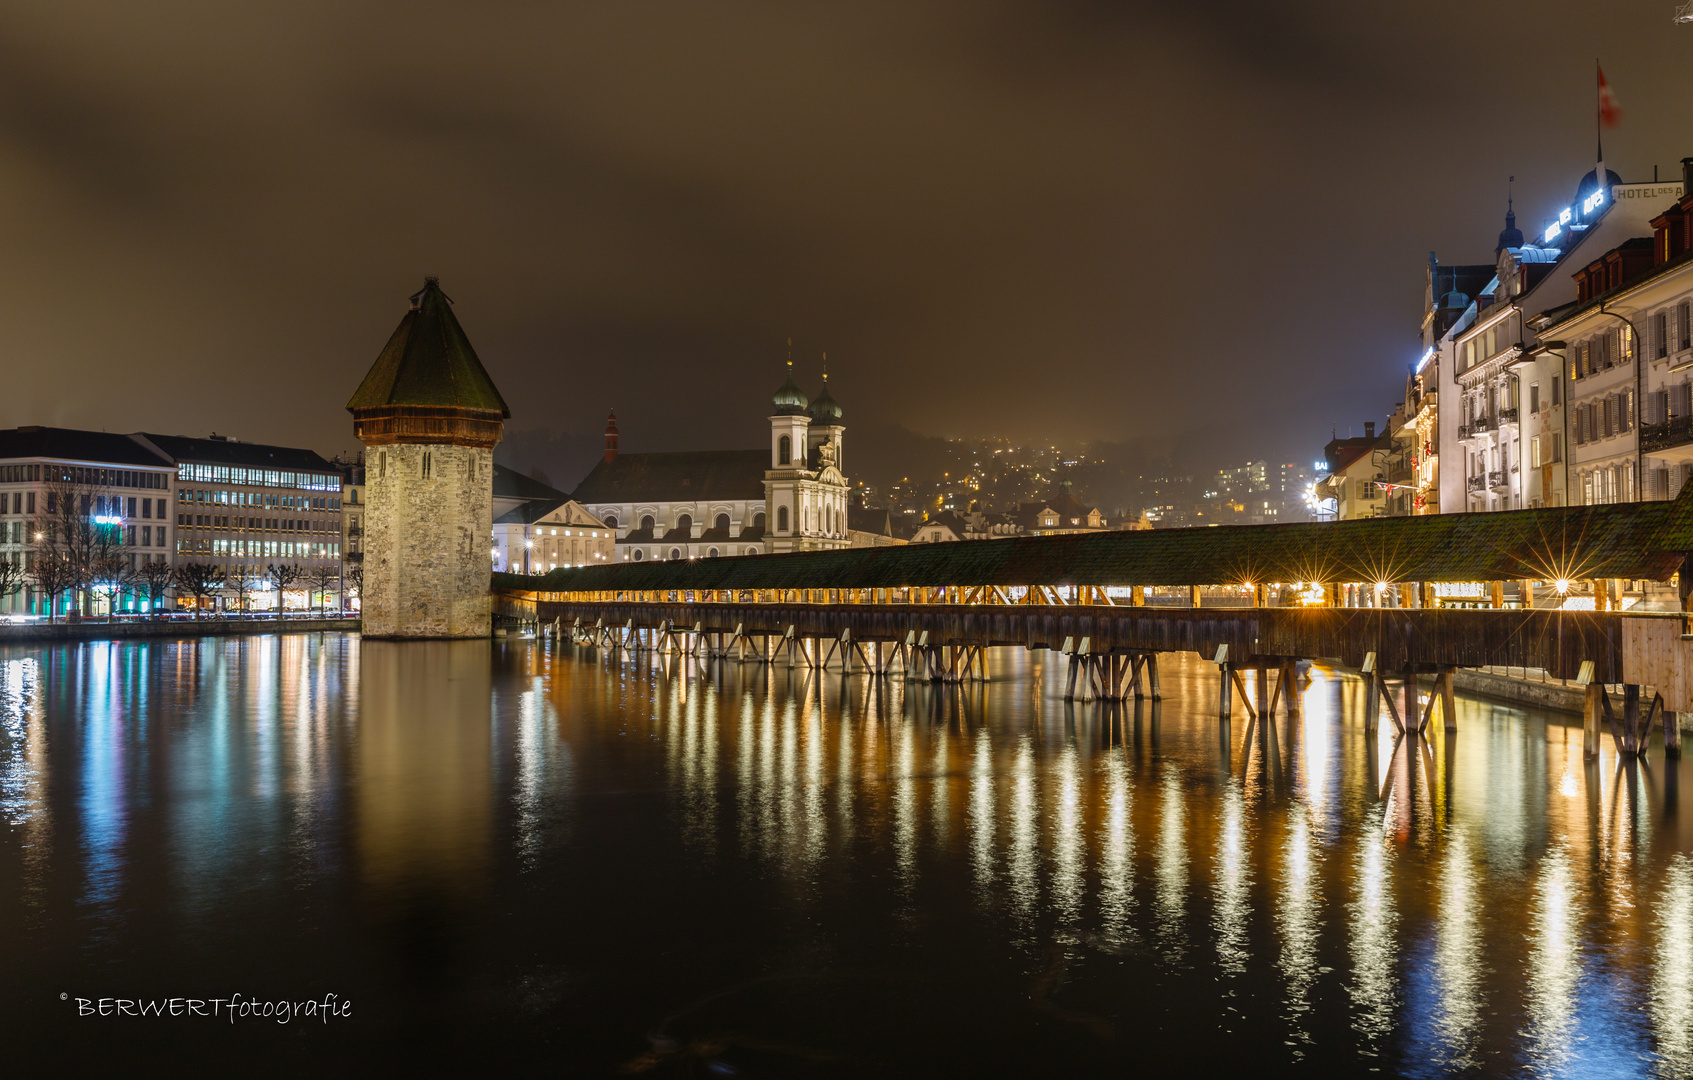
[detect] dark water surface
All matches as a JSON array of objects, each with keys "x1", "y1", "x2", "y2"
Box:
[{"x1": 4, "y1": 633, "x2": 1693, "y2": 1076}]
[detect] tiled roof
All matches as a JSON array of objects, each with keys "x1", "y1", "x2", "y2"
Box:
[
  {"x1": 0, "y1": 427, "x2": 173, "y2": 468},
  {"x1": 500, "y1": 487, "x2": 1693, "y2": 591},
  {"x1": 572, "y1": 449, "x2": 768, "y2": 503},
  {"x1": 346, "y1": 279, "x2": 510, "y2": 416}
]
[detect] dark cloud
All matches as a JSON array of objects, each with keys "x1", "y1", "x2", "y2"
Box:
[{"x1": 2, "y1": 1, "x2": 1691, "y2": 485}]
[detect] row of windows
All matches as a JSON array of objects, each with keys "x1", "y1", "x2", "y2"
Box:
[
  {"x1": 178, "y1": 488, "x2": 338, "y2": 511},
  {"x1": 1572, "y1": 391, "x2": 1634, "y2": 444},
  {"x1": 626, "y1": 546, "x2": 760, "y2": 562},
  {"x1": 177, "y1": 463, "x2": 339, "y2": 491},
  {"x1": 42, "y1": 465, "x2": 168, "y2": 489},
  {"x1": 178, "y1": 538, "x2": 339, "y2": 558},
  {"x1": 179, "y1": 515, "x2": 334, "y2": 533},
  {"x1": 1573, "y1": 327, "x2": 1634, "y2": 378}
]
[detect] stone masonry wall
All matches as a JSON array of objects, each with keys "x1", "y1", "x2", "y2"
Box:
[{"x1": 362, "y1": 442, "x2": 493, "y2": 638}]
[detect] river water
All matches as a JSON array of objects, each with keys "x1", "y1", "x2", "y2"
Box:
[{"x1": 2, "y1": 632, "x2": 1691, "y2": 1076}]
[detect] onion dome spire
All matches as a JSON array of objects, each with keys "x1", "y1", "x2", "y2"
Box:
[
  {"x1": 807, "y1": 353, "x2": 843, "y2": 423},
  {"x1": 772, "y1": 338, "x2": 810, "y2": 415}
]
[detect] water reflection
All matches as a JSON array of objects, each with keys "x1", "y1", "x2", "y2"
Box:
[
  {"x1": 1525, "y1": 845, "x2": 1580, "y2": 1073},
  {"x1": 8, "y1": 640, "x2": 1693, "y2": 1075}
]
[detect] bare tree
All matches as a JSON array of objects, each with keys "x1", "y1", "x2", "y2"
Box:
[
  {"x1": 0, "y1": 554, "x2": 25, "y2": 614},
  {"x1": 306, "y1": 564, "x2": 339, "y2": 614},
  {"x1": 29, "y1": 547, "x2": 77, "y2": 623},
  {"x1": 229, "y1": 568, "x2": 262, "y2": 613},
  {"x1": 344, "y1": 563, "x2": 363, "y2": 611},
  {"x1": 173, "y1": 562, "x2": 226, "y2": 617},
  {"x1": 266, "y1": 562, "x2": 303, "y2": 617},
  {"x1": 134, "y1": 558, "x2": 175, "y2": 616}
]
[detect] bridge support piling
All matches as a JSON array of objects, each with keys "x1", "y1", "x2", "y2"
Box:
[
  {"x1": 1404, "y1": 672, "x2": 1419, "y2": 736},
  {"x1": 1663, "y1": 697, "x2": 1681, "y2": 757},
  {"x1": 1439, "y1": 668, "x2": 1456, "y2": 732},
  {"x1": 1255, "y1": 667, "x2": 1269, "y2": 717},
  {"x1": 1147, "y1": 654, "x2": 1162, "y2": 700},
  {"x1": 1584, "y1": 684, "x2": 1603, "y2": 758},
  {"x1": 1218, "y1": 663, "x2": 1232, "y2": 719},
  {"x1": 1624, "y1": 684, "x2": 1642, "y2": 756}
]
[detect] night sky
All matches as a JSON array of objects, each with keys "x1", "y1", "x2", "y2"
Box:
[{"x1": 4, "y1": 3, "x2": 1692, "y2": 482}]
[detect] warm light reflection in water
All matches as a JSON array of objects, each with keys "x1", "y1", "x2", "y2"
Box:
[{"x1": 8, "y1": 638, "x2": 1693, "y2": 1074}]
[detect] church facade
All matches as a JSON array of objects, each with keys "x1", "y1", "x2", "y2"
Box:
[{"x1": 573, "y1": 364, "x2": 852, "y2": 560}]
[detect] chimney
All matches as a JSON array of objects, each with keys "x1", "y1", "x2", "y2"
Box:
[
  {"x1": 603, "y1": 410, "x2": 619, "y2": 463},
  {"x1": 1364, "y1": 421, "x2": 1376, "y2": 439}
]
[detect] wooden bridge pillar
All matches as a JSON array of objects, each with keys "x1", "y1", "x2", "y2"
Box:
[{"x1": 1584, "y1": 683, "x2": 1603, "y2": 759}]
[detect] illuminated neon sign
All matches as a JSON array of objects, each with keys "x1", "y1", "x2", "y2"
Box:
[
  {"x1": 1583, "y1": 189, "x2": 1604, "y2": 214},
  {"x1": 93, "y1": 515, "x2": 123, "y2": 525},
  {"x1": 1415, "y1": 346, "x2": 1435, "y2": 373}
]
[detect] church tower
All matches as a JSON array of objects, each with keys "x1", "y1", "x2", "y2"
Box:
[
  {"x1": 763, "y1": 353, "x2": 850, "y2": 553},
  {"x1": 348, "y1": 278, "x2": 509, "y2": 638}
]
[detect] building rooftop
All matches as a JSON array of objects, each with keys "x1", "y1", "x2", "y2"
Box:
[
  {"x1": 492, "y1": 462, "x2": 567, "y2": 524},
  {"x1": 347, "y1": 278, "x2": 510, "y2": 417},
  {"x1": 573, "y1": 449, "x2": 768, "y2": 503},
  {"x1": 138, "y1": 433, "x2": 336, "y2": 474},
  {"x1": 0, "y1": 427, "x2": 173, "y2": 468}
]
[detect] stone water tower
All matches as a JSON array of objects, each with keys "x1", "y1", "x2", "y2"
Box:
[{"x1": 347, "y1": 278, "x2": 509, "y2": 638}]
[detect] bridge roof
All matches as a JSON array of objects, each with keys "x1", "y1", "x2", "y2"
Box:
[{"x1": 497, "y1": 488, "x2": 1693, "y2": 592}]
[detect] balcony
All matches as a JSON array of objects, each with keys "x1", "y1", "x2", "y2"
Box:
[
  {"x1": 1497, "y1": 407, "x2": 1519, "y2": 425},
  {"x1": 1642, "y1": 416, "x2": 1693, "y2": 453},
  {"x1": 1473, "y1": 414, "x2": 1496, "y2": 432},
  {"x1": 1488, "y1": 469, "x2": 1508, "y2": 490},
  {"x1": 1466, "y1": 475, "x2": 1486, "y2": 493}
]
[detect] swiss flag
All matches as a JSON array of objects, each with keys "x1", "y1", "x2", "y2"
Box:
[{"x1": 1598, "y1": 65, "x2": 1623, "y2": 128}]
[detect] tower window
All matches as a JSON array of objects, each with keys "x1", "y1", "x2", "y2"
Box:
[
  {"x1": 422, "y1": 452, "x2": 432, "y2": 479},
  {"x1": 777, "y1": 506, "x2": 789, "y2": 532},
  {"x1": 778, "y1": 435, "x2": 791, "y2": 466}
]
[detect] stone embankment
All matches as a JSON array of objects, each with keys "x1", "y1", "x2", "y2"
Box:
[{"x1": 0, "y1": 618, "x2": 360, "y2": 643}]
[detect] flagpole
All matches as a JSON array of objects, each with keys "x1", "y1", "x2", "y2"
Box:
[{"x1": 1596, "y1": 58, "x2": 1603, "y2": 166}]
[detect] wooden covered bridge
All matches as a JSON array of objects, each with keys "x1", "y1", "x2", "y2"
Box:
[{"x1": 493, "y1": 490, "x2": 1693, "y2": 757}]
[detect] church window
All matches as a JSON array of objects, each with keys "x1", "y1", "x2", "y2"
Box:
[
  {"x1": 641, "y1": 515, "x2": 655, "y2": 532},
  {"x1": 633, "y1": 549, "x2": 643, "y2": 561},
  {"x1": 676, "y1": 514, "x2": 692, "y2": 536},
  {"x1": 670, "y1": 548, "x2": 682, "y2": 560},
  {"x1": 603, "y1": 515, "x2": 618, "y2": 529},
  {"x1": 778, "y1": 436, "x2": 791, "y2": 466},
  {"x1": 777, "y1": 506, "x2": 789, "y2": 532},
  {"x1": 708, "y1": 548, "x2": 719, "y2": 558},
  {"x1": 715, "y1": 513, "x2": 730, "y2": 531},
  {"x1": 753, "y1": 512, "x2": 765, "y2": 533}
]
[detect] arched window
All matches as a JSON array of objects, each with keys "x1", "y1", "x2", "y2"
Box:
[
  {"x1": 777, "y1": 506, "x2": 789, "y2": 532},
  {"x1": 603, "y1": 515, "x2": 618, "y2": 530},
  {"x1": 778, "y1": 435, "x2": 791, "y2": 466},
  {"x1": 708, "y1": 547, "x2": 719, "y2": 558},
  {"x1": 640, "y1": 515, "x2": 655, "y2": 532},
  {"x1": 676, "y1": 513, "x2": 692, "y2": 537},
  {"x1": 670, "y1": 548, "x2": 682, "y2": 561},
  {"x1": 715, "y1": 513, "x2": 730, "y2": 531},
  {"x1": 753, "y1": 512, "x2": 766, "y2": 533},
  {"x1": 746, "y1": 546, "x2": 760, "y2": 556},
  {"x1": 633, "y1": 549, "x2": 644, "y2": 561}
]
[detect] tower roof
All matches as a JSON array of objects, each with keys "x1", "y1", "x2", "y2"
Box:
[
  {"x1": 347, "y1": 278, "x2": 510, "y2": 417},
  {"x1": 807, "y1": 381, "x2": 843, "y2": 423},
  {"x1": 772, "y1": 367, "x2": 810, "y2": 415}
]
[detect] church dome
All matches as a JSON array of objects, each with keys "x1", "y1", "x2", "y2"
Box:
[
  {"x1": 807, "y1": 382, "x2": 842, "y2": 423},
  {"x1": 772, "y1": 369, "x2": 809, "y2": 415},
  {"x1": 1574, "y1": 167, "x2": 1623, "y2": 206},
  {"x1": 1439, "y1": 290, "x2": 1470, "y2": 311}
]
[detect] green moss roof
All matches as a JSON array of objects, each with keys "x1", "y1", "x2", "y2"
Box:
[
  {"x1": 347, "y1": 278, "x2": 510, "y2": 416},
  {"x1": 497, "y1": 489, "x2": 1693, "y2": 593}
]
